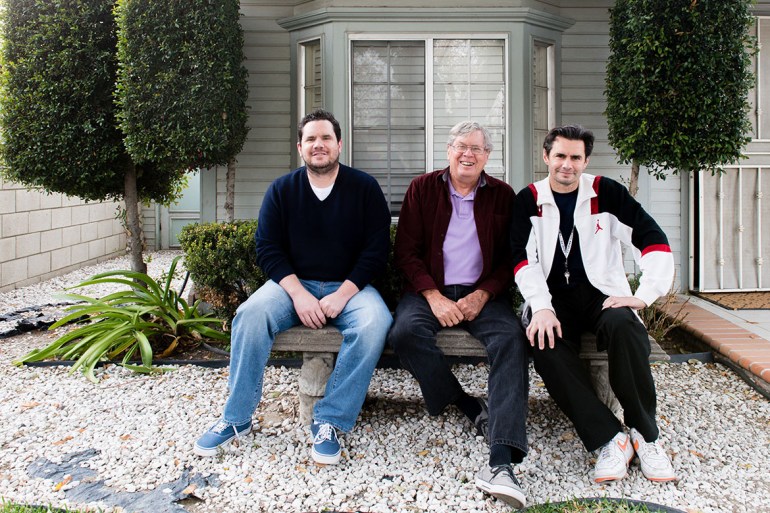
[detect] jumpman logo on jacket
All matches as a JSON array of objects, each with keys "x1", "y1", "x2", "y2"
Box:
[{"x1": 595, "y1": 219, "x2": 603, "y2": 234}]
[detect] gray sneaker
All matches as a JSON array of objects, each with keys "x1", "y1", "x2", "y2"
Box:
[
  {"x1": 475, "y1": 464, "x2": 526, "y2": 509},
  {"x1": 473, "y1": 398, "x2": 489, "y2": 439}
]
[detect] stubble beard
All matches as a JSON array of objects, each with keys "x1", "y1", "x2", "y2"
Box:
[{"x1": 306, "y1": 155, "x2": 340, "y2": 176}]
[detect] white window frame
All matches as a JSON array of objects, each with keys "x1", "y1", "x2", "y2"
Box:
[{"x1": 532, "y1": 38, "x2": 556, "y2": 181}]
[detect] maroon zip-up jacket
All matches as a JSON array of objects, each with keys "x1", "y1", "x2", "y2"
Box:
[{"x1": 394, "y1": 167, "x2": 515, "y2": 299}]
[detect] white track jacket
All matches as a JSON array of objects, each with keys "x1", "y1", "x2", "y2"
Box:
[{"x1": 510, "y1": 173, "x2": 674, "y2": 316}]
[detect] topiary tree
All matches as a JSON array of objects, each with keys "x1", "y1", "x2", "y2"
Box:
[
  {"x1": 0, "y1": 0, "x2": 184, "y2": 274},
  {"x1": 115, "y1": 0, "x2": 249, "y2": 222},
  {"x1": 0, "y1": 0, "x2": 250, "y2": 273},
  {"x1": 605, "y1": 0, "x2": 756, "y2": 197}
]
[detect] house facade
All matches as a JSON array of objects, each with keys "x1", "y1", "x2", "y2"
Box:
[{"x1": 2, "y1": 0, "x2": 768, "y2": 293}]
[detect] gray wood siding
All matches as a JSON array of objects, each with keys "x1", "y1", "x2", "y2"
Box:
[{"x1": 228, "y1": 2, "x2": 296, "y2": 222}]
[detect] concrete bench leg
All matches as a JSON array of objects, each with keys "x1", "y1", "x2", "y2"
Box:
[
  {"x1": 587, "y1": 360, "x2": 622, "y2": 420},
  {"x1": 297, "y1": 352, "x2": 333, "y2": 425}
]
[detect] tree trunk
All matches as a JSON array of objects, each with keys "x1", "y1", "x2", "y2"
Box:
[
  {"x1": 124, "y1": 165, "x2": 147, "y2": 274},
  {"x1": 224, "y1": 158, "x2": 236, "y2": 222},
  {"x1": 628, "y1": 159, "x2": 640, "y2": 198}
]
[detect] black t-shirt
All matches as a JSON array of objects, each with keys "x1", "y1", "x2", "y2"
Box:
[{"x1": 547, "y1": 189, "x2": 588, "y2": 291}]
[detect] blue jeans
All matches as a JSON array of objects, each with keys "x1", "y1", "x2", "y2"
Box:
[
  {"x1": 387, "y1": 287, "x2": 529, "y2": 462},
  {"x1": 222, "y1": 279, "x2": 392, "y2": 432}
]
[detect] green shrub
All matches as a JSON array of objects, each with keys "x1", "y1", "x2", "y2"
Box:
[
  {"x1": 371, "y1": 224, "x2": 402, "y2": 311},
  {"x1": 179, "y1": 221, "x2": 530, "y2": 321},
  {"x1": 178, "y1": 220, "x2": 265, "y2": 321}
]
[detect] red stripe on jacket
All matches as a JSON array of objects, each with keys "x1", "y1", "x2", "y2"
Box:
[
  {"x1": 641, "y1": 244, "x2": 672, "y2": 256},
  {"x1": 591, "y1": 175, "x2": 601, "y2": 215}
]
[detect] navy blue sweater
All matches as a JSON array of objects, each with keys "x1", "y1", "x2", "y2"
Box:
[{"x1": 255, "y1": 164, "x2": 391, "y2": 290}]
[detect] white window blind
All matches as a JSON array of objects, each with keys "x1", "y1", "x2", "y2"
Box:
[
  {"x1": 352, "y1": 38, "x2": 506, "y2": 216},
  {"x1": 352, "y1": 41, "x2": 426, "y2": 215},
  {"x1": 433, "y1": 39, "x2": 505, "y2": 182},
  {"x1": 749, "y1": 18, "x2": 770, "y2": 140}
]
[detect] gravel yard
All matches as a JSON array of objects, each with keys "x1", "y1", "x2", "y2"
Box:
[{"x1": 0, "y1": 251, "x2": 768, "y2": 513}]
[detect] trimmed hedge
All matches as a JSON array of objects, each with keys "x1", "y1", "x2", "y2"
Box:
[
  {"x1": 115, "y1": 0, "x2": 249, "y2": 170},
  {"x1": 178, "y1": 220, "x2": 265, "y2": 321},
  {"x1": 0, "y1": 0, "x2": 133, "y2": 202}
]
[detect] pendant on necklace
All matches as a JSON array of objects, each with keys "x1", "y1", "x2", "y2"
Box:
[{"x1": 564, "y1": 269, "x2": 570, "y2": 284}]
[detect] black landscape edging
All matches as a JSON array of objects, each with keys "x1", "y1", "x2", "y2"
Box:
[{"x1": 666, "y1": 351, "x2": 714, "y2": 363}]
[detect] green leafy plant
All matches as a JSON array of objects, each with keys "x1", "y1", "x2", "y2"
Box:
[
  {"x1": 526, "y1": 498, "x2": 654, "y2": 512},
  {"x1": 628, "y1": 273, "x2": 689, "y2": 343},
  {"x1": 13, "y1": 257, "x2": 228, "y2": 382},
  {"x1": 179, "y1": 221, "x2": 523, "y2": 321}
]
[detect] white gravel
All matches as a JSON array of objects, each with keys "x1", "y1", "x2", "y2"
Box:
[{"x1": 0, "y1": 251, "x2": 769, "y2": 513}]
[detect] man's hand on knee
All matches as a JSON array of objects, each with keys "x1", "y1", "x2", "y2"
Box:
[
  {"x1": 602, "y1": 295, "x2": 645, "y2": 310},
  {"x1": 526, "y1": 309, "x2": 562, "y2": 350}
]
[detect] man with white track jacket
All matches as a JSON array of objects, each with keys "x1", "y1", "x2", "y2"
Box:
[{"x1": 509, "y1": 124, "x2": 678, "y2": 484}]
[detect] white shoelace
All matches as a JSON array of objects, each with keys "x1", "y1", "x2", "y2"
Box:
[
  {"x1": 212, "y1": 421, "x2": 241, "y2": 439},
  {"x1": 313, "y1": 423, "x2": 335, "y2": 443},
  {"x1": 598, "y1": 442, "x2": 614, "y2": 460},
  {"x1": 639, "y1": 440, "x2": 664, "y2": 457}
]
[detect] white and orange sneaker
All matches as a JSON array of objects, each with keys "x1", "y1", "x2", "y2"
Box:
[
  {"x1": 593, "y1": 431, "x2": 634, "y2": 483},
  {"x1": 630, "y1": 428, "x2": 678, "y2": 482}
]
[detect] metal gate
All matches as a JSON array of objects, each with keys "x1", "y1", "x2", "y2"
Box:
[{"x1": 692, "y1": 166, "x2": 770, "y2": 291}]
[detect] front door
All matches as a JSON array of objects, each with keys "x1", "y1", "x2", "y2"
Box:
[{"x1": 160, "y1": 171, "x2": 201, "y2": 249}]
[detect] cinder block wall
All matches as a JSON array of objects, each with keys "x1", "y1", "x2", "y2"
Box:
[{"x1": 0, "y1": 178, "x2": 127, "y2": 292}]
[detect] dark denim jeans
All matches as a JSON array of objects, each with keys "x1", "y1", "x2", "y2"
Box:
[{"x1": 387, "y1": 286, "x2": 529, "y2": 462}]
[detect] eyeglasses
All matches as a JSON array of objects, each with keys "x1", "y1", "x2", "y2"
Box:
[{"x1": 450, "y1": 144, "x2": 488, "y2": 155}]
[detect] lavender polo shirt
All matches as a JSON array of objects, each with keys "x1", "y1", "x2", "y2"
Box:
[{"x1": 443, "y1": 174, "x2": 484, "y2": 286}]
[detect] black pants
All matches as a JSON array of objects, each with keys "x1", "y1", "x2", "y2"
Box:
[{"x1": 532, "y1": 282, "x2": 658, "y2": 452}]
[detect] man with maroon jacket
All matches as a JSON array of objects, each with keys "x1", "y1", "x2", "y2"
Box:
[{"x1": 388, "y1": 121, "x2": 529, "y2": 509}]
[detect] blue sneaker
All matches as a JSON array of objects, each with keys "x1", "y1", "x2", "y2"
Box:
[
  {"x1": 193, "y1": 419, "x2": 252, "y2": 457},
  {"x1": 310, "y1": 422, "x2": 341, "y2": 464}
]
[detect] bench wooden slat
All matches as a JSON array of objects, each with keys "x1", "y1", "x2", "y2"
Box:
[{"x1": 273, "y1": 325, "x2": 668, "y2": 361}]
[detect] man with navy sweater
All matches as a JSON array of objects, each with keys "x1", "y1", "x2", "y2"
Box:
[
  {"x1": 510, "y1": 125, "x2": 677, "y2": 483},
  {"x1": 194, "y1": 110, "x2": 392, "y2": 464}
]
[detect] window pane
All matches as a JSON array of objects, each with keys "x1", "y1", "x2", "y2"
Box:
[
  {"x1": 352, "y1": 41, "x2": 426, "y2": 215},
  {"x1": 433, "y1": 39, "x2": 505, "y2": 181},
  {"x1": 533, "y1": 42, "x2": 552, "y2": 181},
  {"x1": 301, "y1": 40, "x2": 322, "y2": 114}
]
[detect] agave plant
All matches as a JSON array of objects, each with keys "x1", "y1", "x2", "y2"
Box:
[{"x1": 13, "y1": 256, "x2": 229, "y2": 382}]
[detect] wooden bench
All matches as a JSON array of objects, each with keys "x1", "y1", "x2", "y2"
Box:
[{"x1": 272, "y1": 325, "x2": 669, "y2": 424}]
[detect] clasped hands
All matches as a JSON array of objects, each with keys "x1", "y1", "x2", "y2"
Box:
[
  {"x1": 281, "y1": 276, "x2": 359, "y2": 329},
  {"x1": 423, "y1": 289, "x2": 491, "y2": 327}
]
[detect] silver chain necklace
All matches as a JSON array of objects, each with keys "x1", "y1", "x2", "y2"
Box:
[{"x1": 558, "y1": 227, "x2": 575, "y2": 284}]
